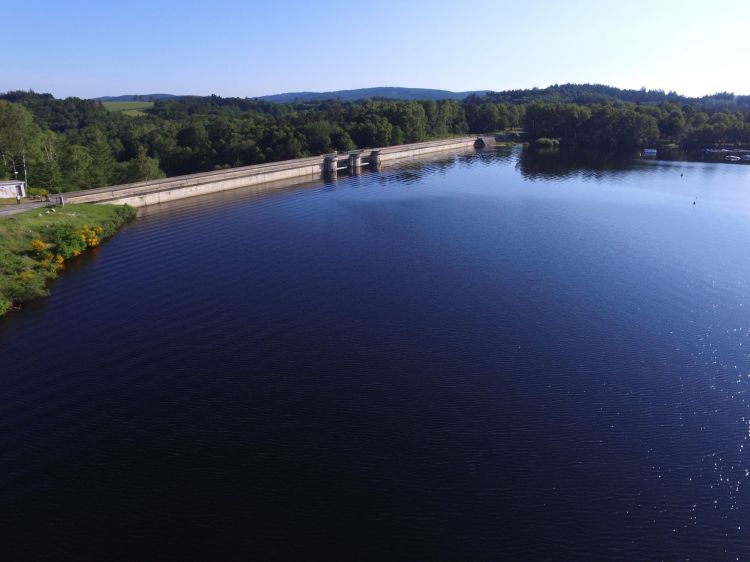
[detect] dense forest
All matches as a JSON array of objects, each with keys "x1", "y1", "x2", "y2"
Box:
[{"x1": 1, "y1": 83, "x2": 749, "y2": 193}]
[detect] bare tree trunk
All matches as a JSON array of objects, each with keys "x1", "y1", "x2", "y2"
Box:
[
  {"x1": 22, "y1": 150, "x2": 28, "y2": 188},
  {"x1": 41, "y1": 138, "x2": 59, "y2": 192},
  {"x1": 8, "y1": 156, "x2": 18, "y2": 178}
]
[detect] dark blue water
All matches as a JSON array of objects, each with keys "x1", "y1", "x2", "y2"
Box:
[{"x1": 2, "y1": 147, "x2": 750, "y2": 560}]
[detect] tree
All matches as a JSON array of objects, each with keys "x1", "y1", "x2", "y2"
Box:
[
  {"x1": 0, "y1": 100, "x2": 41, "y2": 184},
  {"x1": 59, "y1": 144, "x2": 93, "y2": 190},
  {"x1": 81, "y1": 127, "x2": 117, "y2": 187},
  {"x1": 659, "y1": 110, "x2": 686, "y2": 141},
  {"x1": 35, "y1": 131, "x2": 63, "y2": 192},
  {"x1": 465, "y1": 103, "x2": 500, "y2": 133},
  {"x1": 387, "y1": 102, "x2": 428, "y2": 142},
  {"x1": 331, "y1": 128, "x2": 355, "y2": 152},
  {"x1": 612, "y1": 108, "x2": 659, "y2": 148},
  {"x1": 177, "y1": 121, "x2": 209, "y2": 150},
  {"x1": 350, "y1": 115, "x2": 393, "y2": 148},
  {"x1": 118, "y1": 147, "x2": 166, "y2": 184},
  {"x1": 304, "y1": 121, "x2": 335, "y2": 154}
]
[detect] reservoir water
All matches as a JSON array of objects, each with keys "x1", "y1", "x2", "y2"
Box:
[{"x1": 2, "y1": 146, "x2": 750, "y2": 559}]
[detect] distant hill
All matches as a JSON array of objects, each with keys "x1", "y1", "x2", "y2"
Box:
[
  {"x1": 95, "y1": 94, "x2": 181, "y2": 102},
  {"x1": 479, "y1": 83, "x2": 750, "y2": 109},
  {"x1": 88, "y1": 84, "x2": 750, "y2": 109},
  {"x1": 257, "y1": 87, "x2": 489, "y2": 103},
  {"x1": 256, "y1": 84, "x2": 750, "y2": 109}
]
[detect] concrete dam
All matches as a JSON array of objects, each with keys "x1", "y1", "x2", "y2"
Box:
[{"x1": 60, "y1": 137, "x2": 493, "y2": 208}]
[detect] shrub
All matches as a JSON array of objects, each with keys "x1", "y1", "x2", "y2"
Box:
[
  {"x1": 28, "y1": 187, "x2": 49, "y2": 197},
  {"x1": 48, "y1": 224, "x2": 87, "y2": 259},
  {"x1": 0, "y1": 204, "x2": 136, "y2": 316},
  {"x1": 6, "y1": 269, "x2": 49, "y2": 302},
  {"x1": 0, "y1": 296, "x2": 10, "y2": 315},
  {"x1": 534, "y1": 137, "x2": 560, "y2": 149},
  {"x1": 31, "y1": 239, "x2": 48, "y2": 256}
]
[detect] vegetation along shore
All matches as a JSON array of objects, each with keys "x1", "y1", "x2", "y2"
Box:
[
  {"x1": 0, "y1": 204, "x2": 135, "y2": 316},
  {"x1": 1, "y1": 84, "x2": 749, "y2": 196},
  {"x1": 2, "y1": 83, "x2": 749, "y2": 316}
]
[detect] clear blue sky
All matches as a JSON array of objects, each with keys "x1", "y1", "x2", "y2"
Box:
[{"x1": 3, "y1": 0, "x2": 748, "y2": 99}]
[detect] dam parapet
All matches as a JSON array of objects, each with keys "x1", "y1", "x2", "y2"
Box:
[{"x1": 63, "y1": 137, "x2": 494, "y2": 208}]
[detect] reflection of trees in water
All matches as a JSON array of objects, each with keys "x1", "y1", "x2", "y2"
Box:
[
  {"x1": 517, "y1": 147, "x2": 640, "y2": 181},
  {"x1": 642, "y1": 146, "x2": 741, "y2": 165},
  {"x1": 488, "y1": 146, "x2": 521, "y2": 166},
  {"x1": 353, "y1": 148, "x2": 519, "y2": 188},
  {"x1": 654, "y1": 147, "x2": 693, "y2": 162},
  {"x1": 369, "y1": 154, "x2": 459, "y2": 186},
  {"x1": 518, "y1": 146, "x2": 749, "y2": 183},
  {"x1": 368, "y1": 165, "x2": 433, "y2": 187}
]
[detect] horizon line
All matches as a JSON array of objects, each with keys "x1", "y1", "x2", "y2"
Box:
[{"x1": 2, "y1": 83, "x2": 748, "y2": 101}]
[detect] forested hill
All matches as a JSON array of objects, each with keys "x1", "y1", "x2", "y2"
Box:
[
  {"x1": 91, "y1": 84, "x2": 750, "y2": 108},
  {"x1": 257, "y1": 87, "x2": 487, "y2": 103},
  {"x1": 481, "y1": 84, "x2": 750, "y2": 109},
  {"x1": 258, "y1": 84, "x2": 750, "y2": 107}
]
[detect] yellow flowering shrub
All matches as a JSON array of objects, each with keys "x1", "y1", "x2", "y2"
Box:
[
  {"x1": 1, "y1": 204, "x2": 136, "y2": 317},
  {"x1": 31, "y1": 239, "x2": 47, "y2": 254}
]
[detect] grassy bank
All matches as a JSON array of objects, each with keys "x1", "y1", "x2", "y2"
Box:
[
  {"x1": 0, "y1": 204, "x2": 135, "y2": 316},
  {"x1": 102, "y1": 100, "x2": 153, "y2": 116}
]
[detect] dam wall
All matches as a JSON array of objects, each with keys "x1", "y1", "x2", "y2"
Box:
[{"x1": 62, "y1": 137, "x2": 492, "y2": 208}]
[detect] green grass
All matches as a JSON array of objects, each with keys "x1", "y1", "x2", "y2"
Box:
[
  {"x1": 0, "y1": 204, "x2": 136, "y2": 316},
  {"x1": 102, "y1": 101, "x2": 154, "y2": 115},
  {"x1": 0, "y1": 198, "x2": 23, "y2": 206}
]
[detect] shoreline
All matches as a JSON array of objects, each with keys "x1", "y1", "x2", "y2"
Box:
[
  {"x1": 0, "y1": 204, "x2": 135, "y2": 316},
  {"x1": 0, "y1": 141, "x2": 490, "y2": 317}
]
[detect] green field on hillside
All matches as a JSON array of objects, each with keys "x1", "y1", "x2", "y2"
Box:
[{"x1": 102, "y1": 101, "x2": 154, "y2": 116}]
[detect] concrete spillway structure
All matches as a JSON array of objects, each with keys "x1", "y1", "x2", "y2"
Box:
[{"x1": 62, "y1": 137, "x2": 492, "y2": 208}]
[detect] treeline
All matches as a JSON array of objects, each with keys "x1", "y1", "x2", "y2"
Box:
[
  {"x1": 523, "y1": 101, "x2": 750, "y2": 149},
  {"x1": 0, "y1": 96, "x2": 165, "y2": 192},
  {"x1": 1, "y1": 87, "x2": 749, "y2": 193},
  {"x1": 0, "y1": 93, "x2": 478, "y2": 192},
  {"x1": 481, "y1": 83, "x2": 750, "y2": 110}
]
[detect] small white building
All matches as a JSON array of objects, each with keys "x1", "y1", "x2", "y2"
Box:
[{"x1": 0, "y1": 180, "x2": 26, "y2": 198}]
